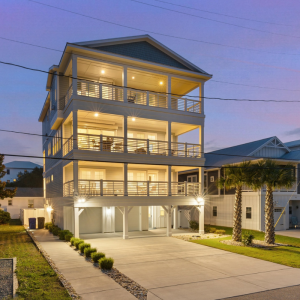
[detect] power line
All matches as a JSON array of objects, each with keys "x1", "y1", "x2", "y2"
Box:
[
  {"x1": 1, "y1": 128, "x2": 299, "y2": 163},
  {"x1": 2, "y1": 36, "x2": 300, "y2": 92},
  {"x1": 130, "y1": 0, "x2": 300, "y2": 40},
  {"x1": 1, "y1": 152, "x2": 297, "y2": 170},
  {"x1": 151, "y1": 0, "x2": 294, "y2": 27},
  {"x1": 27, "y1": 0, "x2": 300, "y2": 56},
  {"x1": 2, "y1": 59, "x2": 300, "y2": 103}
]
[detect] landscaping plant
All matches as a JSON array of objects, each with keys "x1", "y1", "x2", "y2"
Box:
[
  {"x1": 79, "y1": 243, "x2": 91, "y2": 253},
  {"x1": 52, "y1": 227, "x2": 61, "y2": 236},
  {"x1": 59, "y1": 230, "x2": 71, "y2": 240},
  {"x1": 44, "y1": 222, "x2": 52, "y2": 229},
  {"x1": 65, "y1": 233, "x2": 73, "y2": 242},
  {"x1": 189, "y1": 220, "x2": 199, "y2": 231},
  {"x1": 216, "y1": 230, "x2": 226, "y2": 235},
  {"x1": 74, "y1": 239, "x2": 84, "y2": 250},
  {"x1": 70, "y1": 237, "x2": 79, "y2": 246},
  {"x1": 91, "y1": 252, "x2": 105, "y2": 263},
  {"x1": 0, "y1": 210, "x2": 11, "y2": 225},
  {"x1": 209, "y1": 227, "x2": 216, "y2": 233},
  {"x1": 99, "y1": 257, "x2": 114, "y2": 270},
  {"x1": 84, "y1": 247, "x2": 97, "y2": 258},
  {"x1": 242, "y1": 231, "x2": 255, "y2": 246},
  {"x1": 217, "y1": 161, "x2": 253, "y2": 242}
]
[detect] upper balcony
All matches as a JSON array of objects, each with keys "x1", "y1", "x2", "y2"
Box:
[{"x1": 62, "y1": 57, "x2": 204, "y2": 115}]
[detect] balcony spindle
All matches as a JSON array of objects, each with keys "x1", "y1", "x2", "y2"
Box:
[
  {"x1": 184, "y1": 181, "x2": 187, "y2": 196},
  {"x1": 147, "y1": 139, "x2": 150, "y2": 155},
  {"x1": 147, "y1": 181, "x2": 150, "y2": 196},
  {"x1": 100, "y1": 179, "x2": 103, "y2": 196},
  {"x1": 100, "y1": 135, "x2": 103, "y2": 151}
]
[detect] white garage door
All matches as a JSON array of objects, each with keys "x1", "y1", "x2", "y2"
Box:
[{"x1": 274, "y1": 208, "x2": 285, "y2": 231}]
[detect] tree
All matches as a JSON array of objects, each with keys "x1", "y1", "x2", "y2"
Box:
[
  {"x1": 216, "y1": 161, "x2": 253, "y2": 242},
  {"x1": 6, "y1": 167, "x2": 43, "y2": 188},
  {"x1": 248, "y1": 159, "x2": 295, "y2": 244},
  {"x1": 0, "y1": 155, "x2": 17, "y2": 199}
]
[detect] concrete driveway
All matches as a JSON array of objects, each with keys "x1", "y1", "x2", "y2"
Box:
[
  {"x1": 276, "y1": 229, "x2": 300, "y2": 239},
  {"x1": 83, "y1": 231, "x2": 300, "y2": 300}
]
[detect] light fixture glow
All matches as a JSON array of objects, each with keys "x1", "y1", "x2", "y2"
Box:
[
  {"x1": 101, "y1": 70, "x2": 105, "y2": 74},
  {"x1": 132, "y1": 76, "x2": 135, "y2": 79},
  {"x1": 197, "y1": 197, "x2": 205, "y2": 206},
  {"x1": 94, "y1": 113, "x2": 99, "y2": 117},
  {"x1": 159, "y1": 81, "x2": 163, "y2": 85},
  {"x1": 46, "y1": 206, "x2": 53, "y2": 212},
  {"x1": 78, "y1": 198, "x2": 86, "y2": 203},
  {"x1": 131, "y1": 117, "x2": 136, "y2": 121}
]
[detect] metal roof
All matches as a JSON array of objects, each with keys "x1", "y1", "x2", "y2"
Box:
[
  {"x1": 4, "y1": 161, "x2": 42, "y2": 169},
  {"x1": 284, "y1": 140, "x2": 300, "y2": 148}
]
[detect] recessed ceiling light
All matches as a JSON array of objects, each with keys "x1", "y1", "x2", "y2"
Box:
[
  {"x1": 132, "y1": 76, "x2": 135, "y2": 79},
  {"x1": 94, "y1": 113, "x2": 99, "y2": 117},
  {"x1": 101, "y1": 70, "x2": 105, "y2": 74},
  {"x1": 159, "y1": 81, "x2": 163, "y2": 85},
  {"x1": 132, "y1": 117, "x2": 136, "y2": 121}
]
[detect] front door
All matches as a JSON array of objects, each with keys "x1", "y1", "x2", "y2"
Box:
[
  {"x1": 102, "y1": 207, "x2": 115, "y2": 233},
  {"x1": 274, "y1": 208, "x2": 285, "y2": 231}
]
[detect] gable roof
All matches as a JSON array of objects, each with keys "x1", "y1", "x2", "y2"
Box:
[
  {"x1": 73, "y1": 35, "x2": 210, "y2": 76},
  {"x1": 4, "y1": 161, "x2": 42, "y2": 169},
  {"x1": 284, "y1": 140, "x2": 300, "y2": 148},
  {"x1": 205, "y1": 136, "x2": 290, "y2": 169}
]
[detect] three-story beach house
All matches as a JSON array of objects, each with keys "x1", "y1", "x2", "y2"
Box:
[{"x1": 39, "y1": 35, "x2": 212, "y2": 238}]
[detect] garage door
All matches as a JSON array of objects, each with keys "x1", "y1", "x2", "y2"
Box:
[{"x1": 274, "y1": 208, "x2": 285, "y2": 231}]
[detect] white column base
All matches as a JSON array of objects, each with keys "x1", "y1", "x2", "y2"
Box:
[{"x1": 199, "y1": 229, "x2": 204, "y2": 235}]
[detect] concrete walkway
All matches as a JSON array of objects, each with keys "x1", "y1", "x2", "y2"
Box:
[
  {"x1": 32, "y1": 230, "x2": 136, "y2": 300},
  {"x1": 83, "y1": 230, "x2": 300, "y2": 300},
  {"x1": 276, "y1": 229, "x2": 300, "y2": 238}
]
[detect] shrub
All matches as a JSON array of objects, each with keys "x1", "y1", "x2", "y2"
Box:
[
  {"x1": 91, "y1": 252, "x2": 105, "y2": 263},
  {"x1": 84, "y1": 247, "x2": 97, "y2": 258},
  {"x1": 44, "y1": 222, "x2": 52, "y2": 229},
  {"x1": 48, "y1": 225, "x2": 54, "y2": 232},
  {"x1": 0, "y1": 210, "x2": 11, "y2": 225},
  {"x1": 65, "y1": 233, "x2": 73, "y2": 242},
  {"x1": 71, "y1": 237, "x2": 80, "y2": 246},
  {"x1": 216, "y1": 230, "x2": 226, "y2": 235},
  {"x1": 79, "y1": 243, "x2": 91, "y2": 254},
  {"x1": 74, "y1": 239, "x2": 84, "y2": 250},
  {"x1": 59, "y1": 230, "x2": 71, "y2": 240},
  {"x1": 209, "y1": 227, "x2": 216, "y2": 233},
  {"x1": 52, "y1": 227, "x2": 61, "y2": 236},
  {"x1": 204, "y1": 226, "x2": 210, "y2": 233},
  {"x1": 242, "y1": 231, "x2": 255, "y2": 246},
  {"x1": 99, "y1": 257, "x2": 114, "y2": 270},
  {"x1": 189, "y1": 220, "x2": 199, "y2": 231}
]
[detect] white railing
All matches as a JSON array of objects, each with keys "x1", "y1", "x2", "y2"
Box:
[
  {"x1": 63, "y1": 135, "x2": 73, "y2": 156},
  {"x1": 63, "y1": 181, "x2": 200, "y2": 196},
  {"x1": 171, "y1": 142, "x2": 201, "y2": 158},
  {"x1": 262, "y1": 183, "x2": 297, "y2": 193},
  {"x1": 64, "y1": 80, "x2": 201, "y2": 114}
]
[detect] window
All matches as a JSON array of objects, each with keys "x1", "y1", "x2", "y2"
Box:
[
  {"x1": 289, "y1": 206, "x2": 292, "y2": 215},
  {"x1": 6, "y1": 169, "x2": 10, "y2": 175},
  {"x1": 52, "y1": 127, "x2": 62, "y2": 155},
  {"x1": 160, "y1": 207, "x2": 165, "y2": 216},
  {"x1": 8, "y1": 200, "x2": 12, "y2": 206},
  {"x1": 213, "y1": 206, "x2": 217, "y2": 217},
  {"x1": 28, "y1": 199, "x2": 34, "y2": 208},
  {"x1": 210, "y1": 176, "x2": 215, "y2": 183},
  {"x1": 48, "y1": 141, "x2": 52, "y2": 156},
  {"x1": 51, "y1": 175, "x2": 54, "y2": 182},
  {"x1": 246, "y1": 207, "x2": 252, "y2": 219},
  {"x1": 187, "y1": 175, "x2": 197, "y2": 182}
]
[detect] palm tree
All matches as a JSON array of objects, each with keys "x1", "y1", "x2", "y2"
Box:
[
  {"x1": 249, "y1": 159, "x2": 295, "y2": 244},
  {"x1": 217, "y1": 161, "x2": 253, "y2": 242}
]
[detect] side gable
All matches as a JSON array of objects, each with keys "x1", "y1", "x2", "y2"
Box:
[{"x1": 250, "y1": 137, "x2": 290, "y2": 158}]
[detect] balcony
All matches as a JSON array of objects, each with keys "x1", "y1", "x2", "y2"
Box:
[
  {"x1": 63, "y1": 180, "x2": 200, "y2": 197},
  {"x1": 63, "y1": 133, "x2": 201, "y2": 158},
  {"x1": 64, "y1": 80, "x2": 201, "y2": 114}
]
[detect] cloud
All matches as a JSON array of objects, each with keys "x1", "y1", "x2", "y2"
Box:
[{"x1": 284, "y1": 128, "x2": 300, "y2": 136}]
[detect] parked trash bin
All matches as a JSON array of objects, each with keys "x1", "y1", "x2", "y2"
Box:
[
  {"x1": 29, "y1": 218, "x2": 36, "y2": 229},
  {"x1": 38, "y1": 217, "x2": 45, "y2": 229}
]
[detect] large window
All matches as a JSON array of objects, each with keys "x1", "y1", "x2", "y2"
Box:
[
  {"x1": 213, "y1": 206, "x2": 217, "y2": 217},
  {"x1": 52, "y1": 127, "x2": 62, "y2": 155},
  {"x1": 246, "y1": 207, "x2": 252, "y2": 219},
  {"x1": 48, "y1": 142, "x2": 51, "y2": 156}
]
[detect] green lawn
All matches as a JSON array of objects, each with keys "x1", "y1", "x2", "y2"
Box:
[
  {"x1": 192, "y1": 225, "x2": 300, "y2": 268},
  {"x1": 0, "y1": 219, "x2": 71, "y2": 300}
]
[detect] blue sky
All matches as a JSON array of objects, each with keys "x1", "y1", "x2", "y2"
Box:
[{"x1": 1, "y1": 0, "x2": 300, "y2": 164}]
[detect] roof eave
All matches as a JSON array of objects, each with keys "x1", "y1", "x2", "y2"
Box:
[{"x1": 38, "y1": 93, "x2": 50, "y2": 122}]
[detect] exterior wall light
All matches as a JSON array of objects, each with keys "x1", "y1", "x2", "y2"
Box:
[
  {"x1": 101, "y1": 70, "x2": 105, "y2": 74},
  {"x1": 94, "y1": 113, "x2": 99, "y2": 117},
  {"x1": 78, "y1": 198, "x2": 86, "y2": 203},
  {"x1": 131, "y1": 117, "x2": 136, "y2": 121},
  {"x1": 197, "y1": 197, "x2": 205, "y2": 206},
  {"x1": 159, "y1": 81, "x2": 163, "y2": 85},
  {"x1": 132, "y1": 76, "x2": 135, "y2": 79},
  {"x1": 46, "y1": 206, "x2": 53, "y2": 212}
]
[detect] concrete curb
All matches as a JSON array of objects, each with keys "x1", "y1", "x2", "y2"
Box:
[
  {"x1": 26, "y1": 229, "x2": 81, "y2": 299},
  {"x1": 12, "y1": 257, "x2": 18, "y2": 298}
]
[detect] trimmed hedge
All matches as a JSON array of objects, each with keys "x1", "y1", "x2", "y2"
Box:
[
  {"x1": 99, "y1": 257, "x2": 114, "y2": 270},
  {"x1": 0, "y1": 210, "x2": 11, "y2": 225},
  {"x1": 84, "y1": 247, "x2": 97, "y2": 258},
  {"x1": 65, "y1": 233, "x2": 73, "y2": 242},
  {"x1": 215, "y1": 230, "x2": 226, "y2": 235},
  {"x1": 44, "y1": 222, "x2": 52, "y2": 229},
  {"x1": 74, "y1": 239, "x2": 84, "y2": 250},
  {"x1": 79, "y1": 243, "x2": 91, "y2": 254},
  {"x1": 52, "y1": 227, "x2": 61, "y2": 236},
  {"x1": 70, "y1": 237, "x2": 80, "y2": 246},
  {"x1": 189, "y1": 220, "x2": 199, "y2": 231},
  {"x1": 59, "y1": 230, "x2": 71, "y2": 240},
  {"x1": 48, "y1": 225, "x2": 54, "y2": 233},
  {"x1": 91, "y1": 252, "x2": 105, "y2": 263}
]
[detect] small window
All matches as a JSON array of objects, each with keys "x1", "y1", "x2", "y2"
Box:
[
  {"x1": 275, "y1": 208, "x2": 282, "y2": 213},
  {"x1": 6, "y1": 169, "x2": 10, "y2": 175},
  {"x1": 210, "y1": 176, "x2": 215, "y2": 183},
  {"x1": 51, "y1": 175, "x2": 54, "y2": 182},
  {"x1": 48, "y1": 142, "x2": 52, "y2": 156},
  {"x1": 28, "y1": 199, "x2": 34, "y2": 208},
  {"x1": 8, "y1": 200, "x2": 12, "y2": 206},
  {"x1": 213, "y1": 206, "x2": 217, "y2": 217},
  {"x1": 246, "y1": 207, "x2": 252, "y2": 219},
  {"x1": 160, "y1": 207, "x2": 165, "y2": 216},
  {"x1": 289, "y1": 207, "x2": 292, "y2": 215},
  {"x1": 13, "y1": 179, "x2": 16, "y2": 182}
]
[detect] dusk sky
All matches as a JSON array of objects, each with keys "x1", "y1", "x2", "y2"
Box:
[{"x1": 1, "y1": 0, "x2": 300, "y2": 165}]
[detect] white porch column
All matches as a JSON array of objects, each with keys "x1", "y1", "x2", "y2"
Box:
[
  {"x1": 167, "y1": 75, "x2": 172, "y2": 109},
  {"x1": 123, "y1": 116, "x2": 128, "y2": 153},
  {"x1": 166, "y1": 121, "x2": 171, "y2": 156},
  {"x1": 166, "y1": 205, "x2": 172, "y2": 237},
  {"x1": 167, "y1": 165, "x2": 172, "y2": 196},
  {"x1": 72, "y1": 55, "x2": 77, "y2": 95},
  {"x1": 123, "y1": 66, "x2": 128, "y2": 103},
  {"x1": 123, "y1": 206, "x2": 129, "y2": 239},
  {"x1": 73, "y1": 161, "x2": 78, "y2": 196},
  {"x1": 74, "y1": 207, "x2": 79, "y2": 238},
  {"x1": 173, "y1": 206, "x2": 178, "y2": 229},
  {"x1": 199, "y1": 205, "x2": 205, "y2": 234},
  {"x1": 124, "y1": 163, "x2": 128, "y2": 196},
  {"x1": 199, "y1": 125, "x2": 204, "y2": 158},
  {"x1": 73, "y1": 110, "x2": 78, "y2": 150},
  {"x1": 199, "y1": 82, "x2": 204, "y2": 114},
  {"x1": 139, "y1": 206, "x2": 148, "y2": 231},
  {"x1": 199, "y1": 167, "x2": 204, "y2": 195}
]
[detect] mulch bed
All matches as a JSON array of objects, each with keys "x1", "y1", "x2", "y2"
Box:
[{"x1": 221, "y1": 239, "x2": 289, "y2": 248}]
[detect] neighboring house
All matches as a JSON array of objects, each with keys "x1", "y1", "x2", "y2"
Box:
[
  {"x1": 39, "y1": 35, "x2": 212, "y2": 238},
  {"x1": 182, "y1": 136, "x2": 300, "y2": 231},
  {"x1": 0, "y1": 188, "x2": 44, "y2": 219},
  {"x1": 3, "y1": 161, "x2": 42, "y2": 183}
]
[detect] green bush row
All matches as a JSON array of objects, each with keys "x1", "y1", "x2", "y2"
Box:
[{"x1": 45, "y1": 223, "x2": 73, "y2": 241}]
